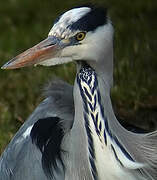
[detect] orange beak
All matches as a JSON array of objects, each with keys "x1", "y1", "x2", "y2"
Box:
[{"x1": 1, "y1": 36, "x2": 61, "y2": 69}]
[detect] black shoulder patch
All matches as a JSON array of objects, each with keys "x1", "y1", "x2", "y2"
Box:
[
  {"x1": 69, "y1": 6, "x2": 107, "y2": 32},
  {"x1": 30, "y1": 117, "x2": 65, "y2": 178}
]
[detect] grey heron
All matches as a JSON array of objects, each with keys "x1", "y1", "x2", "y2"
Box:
[{"x1": 0, "y1": 5, "x2": 157, "y2": 180}]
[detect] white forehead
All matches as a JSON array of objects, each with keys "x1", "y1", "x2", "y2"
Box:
[
  {"x1": 49, "y1": 7, "x2": 91, "y2": 38},
  {"x1": 58, "y1": 7, "x2": 90, "y2": 24}
]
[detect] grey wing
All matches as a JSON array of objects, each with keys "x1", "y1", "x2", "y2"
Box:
[{"x1": 0, "y1": 80, "x2": 74, "y2": 180}]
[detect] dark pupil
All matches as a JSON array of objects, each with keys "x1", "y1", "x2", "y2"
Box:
[{"x1": 78, "y1": 34, "x2": 83, "y2": 39}]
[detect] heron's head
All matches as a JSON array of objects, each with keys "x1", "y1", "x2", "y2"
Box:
[{"x1": 1, "y1": 6, "x2": 114, "y2": 71}]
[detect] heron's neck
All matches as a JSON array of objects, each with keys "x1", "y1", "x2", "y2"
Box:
[
  {"x1": 74, "y1": 62, "x2": 113, "y2": 131},
  {"x1": 73, "y1": 63, "x2": 114, "y2": 178},
  {"x1": 75, "y1": 63, "x2": 112, "y2": 137},
  {"x1": 73, "y1": 63, "x2": 141, "y2": 175},
  {"x1": 87, "y1": 37, "x2": 114, "y2": 89}
]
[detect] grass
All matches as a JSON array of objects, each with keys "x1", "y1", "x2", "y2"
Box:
[{"x1": 0, "y1": 0, "x2": 157, "y2": 154}]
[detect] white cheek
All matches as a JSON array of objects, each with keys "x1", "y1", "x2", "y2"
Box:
[
  {"x1": 61, "y1": 44, "x2": 100, "y2": 61},
  {"x1": 61, "y1": 46, "x2": 79, "y2": 59},
  {"x1": 72, "y1": 43, "x2": 103, "y2": 61}
]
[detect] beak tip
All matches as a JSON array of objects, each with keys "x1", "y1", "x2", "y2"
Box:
[
  {"x1": 1, "y1": 58, "x2": 18, "y2": 70},
  {"x1": 1, "y1": 64, "x2": 7, "y2": 70},
  {"x1": 1, "y1": 61, "x2": 12, "y2": 69}
]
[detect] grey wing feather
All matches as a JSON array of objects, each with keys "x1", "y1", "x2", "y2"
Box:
[
  {"x1": 43, "y1": 79, "x2": 74, "y2": 131},
  {"x1": 110, "y1": 116, "x2": 157, "y2": 180},
  {"x1": 0, "y1": 79, "x2": 74, "y2": 180}
]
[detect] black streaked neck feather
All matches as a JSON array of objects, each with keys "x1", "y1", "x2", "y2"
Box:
[
  {"x1": 77, "y1": 63, "x2": 135, "y2": 173},
  {"x1": 77, "y1": 63, "x2": 99, "y2": 180}
]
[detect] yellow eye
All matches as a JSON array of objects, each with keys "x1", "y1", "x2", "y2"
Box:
[{"x1": 76, "y1": 32, "x2": 86, "y2": 41}]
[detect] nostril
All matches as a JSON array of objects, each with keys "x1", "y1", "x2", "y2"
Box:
[{"x1": 42, "y1": 37, "x2": 58, "y2": 48}]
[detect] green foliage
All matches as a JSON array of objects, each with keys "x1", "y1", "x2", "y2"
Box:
[{"x1": 0, "y1": 0, "x2": 157, "y2": 153}]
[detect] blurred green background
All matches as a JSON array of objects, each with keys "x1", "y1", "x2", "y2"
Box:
[{"x1": 0, "y1": 0, "x2": 157, "y2": 154}]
